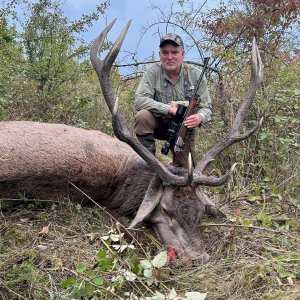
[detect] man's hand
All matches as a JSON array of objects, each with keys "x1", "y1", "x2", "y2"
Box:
[
  {"x1": 168, "y1": 105, "x2": 177, "y2": 116},
  {"x1": 183, "y1": 114, "x2": 202, "y2": 128}
]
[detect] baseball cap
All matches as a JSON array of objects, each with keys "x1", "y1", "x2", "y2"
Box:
[{"x1": 159, "y1": 33, "x2": 184, "y2": 48}]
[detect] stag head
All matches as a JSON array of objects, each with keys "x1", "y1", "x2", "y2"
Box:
[{"x1": 90, "y1": 20, "x2": 263, "y2": 260}]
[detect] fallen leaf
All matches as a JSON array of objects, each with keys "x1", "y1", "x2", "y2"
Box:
[
  {"x1": 39, "y1": 225, "x2": 49, "y2": 235},
  {"x1": 20, "y1": 218, "x2": 29, "y2": 223}
]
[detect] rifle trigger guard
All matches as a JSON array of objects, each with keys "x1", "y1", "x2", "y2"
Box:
[{"x1": 174, "y1": 136, "x2": 185, "y2": 152}]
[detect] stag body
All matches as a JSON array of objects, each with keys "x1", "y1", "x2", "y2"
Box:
[
  {"x1": 0, "y1": 121, "x2": 209, "y2": 258},
  {"x1": 0, "y1": 121, "x2": 139, "y2": 202}
]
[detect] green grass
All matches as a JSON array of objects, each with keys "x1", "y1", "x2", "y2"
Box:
[{"x1": 0, "y1": 192, "x2": 299, "y2": 300}]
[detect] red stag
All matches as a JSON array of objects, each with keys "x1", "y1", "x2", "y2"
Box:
[{"x1": 0, "y1": 19, "x2": 263, "y2": 260}]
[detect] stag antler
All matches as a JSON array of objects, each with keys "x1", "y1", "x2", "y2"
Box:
[
  {"x1": 91, "y1": 21, "x2": 263, "y2": 188},
  {"x1": 90, "y1": 20, "x2": 191, "y2": 186},
  {"x1": 192, "y1": 39, "x2": 264, "y2": 186}
]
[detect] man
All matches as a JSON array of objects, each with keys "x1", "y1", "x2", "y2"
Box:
[{"x1": 134, "y1": 33, "x2": 212, "y2": 168}]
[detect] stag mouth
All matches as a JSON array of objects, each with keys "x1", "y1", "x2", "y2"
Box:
[
  {"x1": 168, "y1": 244, "x2": 210, "y2": 263},
  {"x1": 149, "y1": 216, "x2": 209, "y2": 262}
]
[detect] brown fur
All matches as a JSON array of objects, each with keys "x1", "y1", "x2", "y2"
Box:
[
  {"x1": 0, "y1": 121, "x2": 215, "y2": 259},
  {"x1": 0, "y1": 121, "x2": 140, "y2": 203}
]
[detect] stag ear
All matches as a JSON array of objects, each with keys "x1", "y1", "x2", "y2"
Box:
[
  {"x1": 195, "y1": 189, "x2": 225, "y2": 218},
  {"x1": 129, "y1": 175, "x2": 163, "y2": 228},
  {"x1": 204, "y1": 204, "x2": 225, "y2": 218}
]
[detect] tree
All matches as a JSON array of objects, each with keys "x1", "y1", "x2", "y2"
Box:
[
  {"x1": 0, "y1": 17, "x2": 23, "y2": 119},
  {"x1": 22, "y1": 0, "x2": 109, "y2": 95},
  {"x1": 0, "y1": 0, "x2": 110, "y2": 123},
  {"x1": 199, "y1": 0, "x2": 300, "y2": 66}
]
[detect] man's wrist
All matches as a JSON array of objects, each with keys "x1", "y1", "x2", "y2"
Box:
[{"x1": 197, "y1": 112, "x2": 205, "y2": 124}]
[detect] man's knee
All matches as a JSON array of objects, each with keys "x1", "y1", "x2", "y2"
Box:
[{"x1": 134, "y1": 109, "x2": 156, "y2": 136}]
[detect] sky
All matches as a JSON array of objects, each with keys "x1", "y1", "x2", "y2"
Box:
[
  {"x1": 63, "y1": 0, "x2": 179, "y2": 57},
  {"x1": 62, "y1": 0, "x2": 213, "y2": 71}
]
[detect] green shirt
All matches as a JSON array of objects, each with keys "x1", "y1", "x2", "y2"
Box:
[{"x1": 135, "y1": 62, "x2": 212, "y2": 123}]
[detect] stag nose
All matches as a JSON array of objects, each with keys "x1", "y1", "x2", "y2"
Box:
[
  {"x1": 185, "y1": 248, "x2": 210, "y2": 263},
  {"x1": 174, "y1": 247, "x2": 210, "y2": 264}
]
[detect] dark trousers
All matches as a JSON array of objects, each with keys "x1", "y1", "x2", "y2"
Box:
[{"x1": 134, "y1": 109, "x2": 196, "y2": 169}]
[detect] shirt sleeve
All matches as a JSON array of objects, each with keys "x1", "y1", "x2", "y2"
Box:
[
  {"x1": 196, "y1": 75, "x2": 212, "y2": 124},
  {"x1": 135, "y1": 69, "x2": 169, "y2": 116}
]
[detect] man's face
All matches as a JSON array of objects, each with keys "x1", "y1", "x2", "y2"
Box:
[{"x1": 159, "y1": 43, "x2": 184, "y2": 74}]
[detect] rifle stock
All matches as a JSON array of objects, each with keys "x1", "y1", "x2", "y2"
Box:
[{"x1": 173, "y1": 97, "x2": 199, "y2": 152}]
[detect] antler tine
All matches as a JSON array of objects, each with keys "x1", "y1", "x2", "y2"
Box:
[
  {"x1": 91, "y1": 20, "x2": 191, "y2": 187},
  {"x1": 90, "y1": 19, "x2": 116, "y2": 76},
  {"x1": 90, "y1": 19, "x2": 131, "y2": 113},
  {"x1": 233, "y1": 38, "x2": 264, "y2": 131},
  {"x1": 192, "y1": 38, "x2": 264, "y2": 187}
]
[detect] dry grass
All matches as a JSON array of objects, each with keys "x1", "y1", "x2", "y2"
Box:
[{"x1": 0, "y1": 194, "x2": 299, "y2": 300}]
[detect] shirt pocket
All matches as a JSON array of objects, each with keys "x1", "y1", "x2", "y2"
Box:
[{"x1": 154, "y1": 84, "x2": 167, "y2": 104}]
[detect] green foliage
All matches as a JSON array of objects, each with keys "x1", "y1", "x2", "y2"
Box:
[
  {"x1": 1, "y1": 249, "x2": 48, "y2": 299},
  {"x1": 0, "y1": 17, "x2": 23, "y2": 119},
  {"x1": 22, "y1": 0, "x2": 78, "y2": 94},
  {"x1": 59, "y1": 224, "x2": 206, "y2": 299},
  {"x1": 0, "y1": 0, "x2": 110, "y2": 127}
]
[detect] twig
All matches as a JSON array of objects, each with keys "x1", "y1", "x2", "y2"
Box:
[
  {"x1": 68, "y1": 182, "x2": 150, "y2": 259},
  {"x1": 0, "y1": 284, "x2": 28, "y2": 300},
  {"x1": 200, "y1": 223, "x2": 294, "y2": 238},
  {"x1": 115, "y1": 60, "x2": 220, "y2": 73},
  {"x1": 277, "y1": 171, "x2": 300, "y2": 188}
]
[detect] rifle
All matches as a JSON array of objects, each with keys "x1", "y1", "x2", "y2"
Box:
[{"x1": 161, "y1": 57, "x2": 210, "y2": 156}]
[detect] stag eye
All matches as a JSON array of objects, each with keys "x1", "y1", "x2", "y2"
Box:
[
  {"x1": 161, "y1": 207, "x2": 168, "y2": 215},
  {"x1": 162, "y1": 207, "x2": 173, "y2": 219}
]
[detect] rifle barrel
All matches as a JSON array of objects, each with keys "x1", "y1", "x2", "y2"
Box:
[{"x1": 192, "y1": 57, "x2": 210, "y2": 100}]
